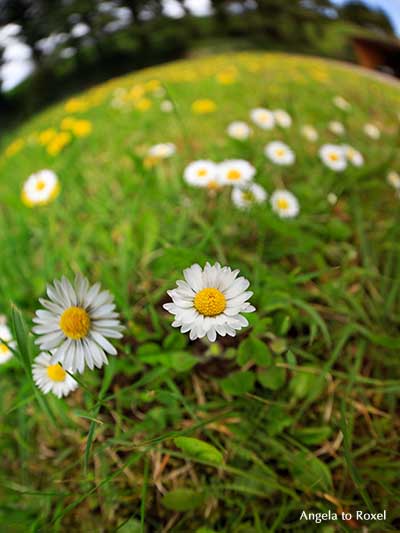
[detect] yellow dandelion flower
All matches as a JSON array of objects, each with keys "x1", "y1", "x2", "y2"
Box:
[
  {"x1": 60, "y1": 117, "x2": 76, "y2": 130},
  {"x1": 145, "y1": 79, "x2": 161, "y2": 92},
  {"x1": 38, "y1": 129, "x2": 57, "y2": 145},
  {"x1": 191, "y1": 99, "x2": 217, "y2": 114},
  {"x1": 47, "y1": 132, "x2": 71, "y2": 156},
  {"x1": 65, "y1": 98, "x2": 88, "y2": 113},
  {"x1": 134, "y1": 98, "x2": 152, "y2": 111},
  {"x1": 216, "y1": 70, "x2": 237, "y2": 85},
  {"x1": 5, "y1": 138, "x2": 24, "y2": 158},
  {"x1": 72, "y1": 120, "x2": 92, "y2": 137}
]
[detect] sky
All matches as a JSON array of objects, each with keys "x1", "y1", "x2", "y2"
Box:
[{"x1": 1, "y1": 0, "x2": 399, "y2": 92}]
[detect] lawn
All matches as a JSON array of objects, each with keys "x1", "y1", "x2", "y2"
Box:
[{"x1": 0, "y1": 52, "x2": 400, "y2": 532}]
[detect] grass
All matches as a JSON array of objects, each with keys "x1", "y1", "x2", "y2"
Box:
[{"x1": 0, "y1": 51, "x2": 400, "y2": 532}]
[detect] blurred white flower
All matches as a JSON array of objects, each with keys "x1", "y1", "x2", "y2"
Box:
[
  {"x1": 0, "y1": 322, "x2": 15, "y2": 364},
  {"x1": 301, "y1": 125, "x2": 318, "y2": 142},
  {"x1": 327, "y1": 192, "x2": 338, "y2": 205},
  {"x1": 342, "y1": 144, "x2": 364, "y2": 167},
  {"x1": 387, "y1": 171, "x2": 400, "y2": 190},
  {"x1": 232, "y1": 183, "x2": 267, "y2": 209},
  {"x1": 160, "y1": 100, "x2": 173, "y2": 112},
  {"x1": 163, "y1": 262, "x2": 255, "y2": 342},
  {"x1": 364, "y1": 123, "x2": 380, "y2": 140},
  {"x1": 319, "y1": 144, "x2": 347, "y2": 172},
  {"x1": 329, "y1": 121, "x2": 345, "y2": 136},
  {"x1": 21, "y1": 169, "x2": 60, "y2": 207},
  {"x1": 227, "y1": 121, "x2": 251, "y2": 140},
  {"x1": 270, "y1": 189, "x2": 299, "y2": 218},
  {"x1": 183, "y1": 160, "x2": 220, "y2": 188},
  {"x1": 265, "y1": 141, "x2": 295, "y2": 166},
  {"x1": 333, "y1": 96, "x2": 351, "y2": 111},
  {"x1": 148, "y1": 143, "x2": 176, "y2": 158},
  {"x1": 250, "y1": 107, "x2": 275, "y2": 130},
  {"x1": 273, "y1": 109, "x2": 292, "y2": 128},
  {"x1": 218, "y1": 159, "x2": 256, "y2": 187}
]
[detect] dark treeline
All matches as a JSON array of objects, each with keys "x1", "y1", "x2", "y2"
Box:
[{"x1": 0, "y1": 0, "x2": 395, "y2": 131}]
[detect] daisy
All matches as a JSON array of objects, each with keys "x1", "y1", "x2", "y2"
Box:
[
  {"x1": 32, "y1": 352, "x2": 78, "y2": 398},
  {"x1": 328, "y1": 121, "x2": 345, "y2": 136},
  {"x1": 32, "y1": 274, "x2": 123, "y2": 373},
  {"x1": 342, "y1": 144, "x2": 364, "y2": 167},
  {"x1": 232, "y1": 183, "x2": 267, "y2": 209},
  {"x1": 163, "y1": 263, "x2": 255, "y2": 342},
  {"x1": 21, "y1": 170, "x2": 60, "y2": 207},
  {"x1": 160, "y1": 100, "x2": 173, "y2": 112},
  {"x1": 270, "y1": 190, "x2": 300, "y2": 218},
  {"x1": 319, "y1": 144, "x2": 347, "y2": 172},
  {"x1": 301, "y1": 125, "x2": 318, "y2": 142},
  {"x1": 265, "y1": 141, "x2": 295, "y2": 166},
  {"x1": 333, "y1": 96, "x2": 351, "y2": 111},
  {"x1": 273, "y1": 109, "x2": 292, "y2": 128},
  {"x1": 148, "y1": 143, "x2": 176, "y2": 159},
  {"x1": 217, "y1": 159, "x2": 256, "y2": 187},
  {"x1": 0, "y1": 322, "x2": 15, "y2": 364},
  {"x1": 250, "y1": 108, "x2": 275, "y2": 130},
  {"x1": 364, "y1": 123, "x2": 380, "y2": 140},
  {"x1": 387, "y1": 171, "x2": 400, "y2": 190},
  {"x1": 227, "y1": 121, "x2": 251, "y2": 140},
  {"x1": 184, "y1": 160, "x2": 220, "y2": 188}
]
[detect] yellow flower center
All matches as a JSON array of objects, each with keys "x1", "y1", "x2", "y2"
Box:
[
  {"x1": 329, "y1": 153, "x2": 339, "y2": 161},
  {"x1": 59, "y1": 306, "x2": 90, "y2": 340},
  {"x1": 275, "y1": 148, "x2": 285, "y2": 157},
  {"x1": 47, "y1": 364, "x2": 67, "y2": 382},
  {"x1": 194, "y1": 288, "x2": 226, "y2": 317},
  {"x1": 277, "y1": 198, "x2": 289, "y2": 210},
  {"x1": 242, "y1": 191, "x2": 255, "y2": 202},
  {"x1": 227, "y1": 169, "x2": 241, "y2": 181},
  {"x1": 35, "y1": 180, "x2": 46, "y2": 191},
  {"x1": 197, "y1": 169, "x2": 207, "y2": 177},
  {"x1": 0, "y1": 343, "x2": 9, "y2": 354}
]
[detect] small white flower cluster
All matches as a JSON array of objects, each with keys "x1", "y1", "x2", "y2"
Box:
[
  {"x1": 183, "y1": 159, "x2": 299, "y2": 217},
  {"x1": 319, "y1": 143, "x2": 364, "y2": 172},
  {"x1": 249, "y1": 108, "x2": 292, "y2": 130}
]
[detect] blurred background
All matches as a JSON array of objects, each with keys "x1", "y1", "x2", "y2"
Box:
[{"x1": 0, "y1": 0, "x2": 399, "y2": 133}]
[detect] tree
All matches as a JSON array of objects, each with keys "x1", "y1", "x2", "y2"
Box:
[{"x1": 339, "y1": 1, "x2": 394, "y2": 35}]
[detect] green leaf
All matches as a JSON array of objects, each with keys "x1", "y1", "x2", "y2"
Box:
[
  {"x1": 290, "y1": 451, "x2": 332, "y2": 492},
  {"x1": 292, "y1": 426, "x2": 332, "y2": 445},
  {"x1": 289, "y1": 371, "x2": 319, "y2": 399},
  {"x1": 11, "y1": 304, "x2": 31, "y2": 372},
  {"x1": 162, "y1": 489, "x2": 204, "y2": 511},
  {"x1": 174, "y1": 437, "x2": 224, "y2": 465},
  {"x1": 220, "y1": 371, "x2": 255, "y2": 396},
  {"x1": 257, "y1": 366, "x2": 286, "y2": 390},
  {"x1": 238, "y1": 336, "x2": 272, "y2": 366}
]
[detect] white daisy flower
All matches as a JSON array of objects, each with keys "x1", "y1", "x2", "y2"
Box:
[
  {"x1": 148, "y1": 143, "x2": 176, "y2": 159},
  {"x1": 328, "y1": 121, "x2": 345, "y2": 136},
  {"x1": 232, "y1": 183, "x2": 267, "y2": 209},
  {"x1": 32, "y1": 274, "x2": 124, "y2": 373},
  {"x1": 333, "y1": 96, "x2": 351, "y2": 111},
  {"x1": 364, "y1": 123, "x2": 380, "y2": 139},
  {"x1": 270, "y1": 190, "x2": 300, "y2": 218},
  {"x1": 218, "y1": 159, "x2": 256, "y2": 187},
  {"x1": 227, "y1": 121, "x2": 251, "y2": 140},
  {"x1": 163, "y1": 263, "x2": 255, "y2": 342},
  {"x1": 387, "y1": 171, "x2": 400, "y2": 190},
  {"x1": 32, "y1": 352, "x2": 78, "y2": 398},
  {"x1": 319, "y1": 144, "x2": 347, "y2": 172},
  {"x1": 160, "y1": 100, "x2": 173, "y2": 112},
  {"x1": 273, "y1": 109, "x2": 292, "y2": 128},
  {"x1": 301, "y1": 125, "x2": 319, "y2": 142},
  {"x1": 342, "y1": 144, "x2": 364, "y2": 167},
  {"x1": 250, "y1": 108, "x2": 275, "y2": 130},
  {"x1": 265, "y1": 141, "x2": 295, "y2": 166},
  {"x1": 0, "y1": 322, "x2": 15, "y2": 364},
  {"x1": 21, "y1": 169, "x2": 60, "y2": 207},
  {"x1": 183, "y1": 160, "x2": 220, "y2": 189}
]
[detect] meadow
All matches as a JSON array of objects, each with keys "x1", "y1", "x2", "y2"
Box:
[{"x1": 0, "y1": 52, "x2": 400, "y2": 532}]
